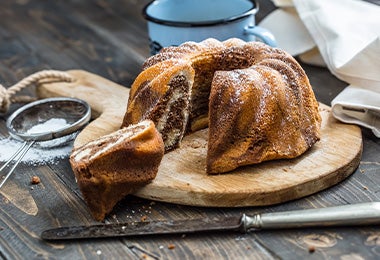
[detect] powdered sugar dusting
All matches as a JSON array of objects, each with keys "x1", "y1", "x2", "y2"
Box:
[
  {"x1": 26, "y1": 118, "x2": 69, "y2": 134},
  {"x1": 0, "y1": 134, "x2": 75, "y2": 166}
]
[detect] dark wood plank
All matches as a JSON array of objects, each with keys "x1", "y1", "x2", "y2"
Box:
[{"x1": 0, "y1": 0, "x2": 379, "y2": 259}]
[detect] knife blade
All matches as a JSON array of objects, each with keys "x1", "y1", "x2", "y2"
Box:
[{"x1": 41, "y1": 202, "x2": 380, "y2": 240}]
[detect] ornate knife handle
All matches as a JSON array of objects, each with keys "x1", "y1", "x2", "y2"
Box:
[{"x1": 241, "y1": 202, "x2": 380, "y2": 232}]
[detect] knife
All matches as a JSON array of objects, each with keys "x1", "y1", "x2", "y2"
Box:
[{"x1": 41, "y1": 202, "x2": 380, "y2": 240}]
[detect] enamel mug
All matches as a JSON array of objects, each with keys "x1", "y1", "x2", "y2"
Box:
[{"x1": 143, "y1": 0, "x2": 277, "y2": 54}]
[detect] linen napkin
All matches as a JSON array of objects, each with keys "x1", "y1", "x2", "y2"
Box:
[{"x1": 259, "y1": 0, "x2": 380, "y2": 137}]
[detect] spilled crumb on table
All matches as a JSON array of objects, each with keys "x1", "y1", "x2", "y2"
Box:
[{"x1": 31, "y1": 176, "x2": 41, "y2": 185}]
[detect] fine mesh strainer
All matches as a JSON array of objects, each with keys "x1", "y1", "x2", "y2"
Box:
[{"x1": 0, "y1": 97, "x2": 91, "y2": 188}]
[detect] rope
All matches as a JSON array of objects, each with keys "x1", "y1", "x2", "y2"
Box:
[{"x1": 0, "y1": 70, "x2": 74, "y2": 114}]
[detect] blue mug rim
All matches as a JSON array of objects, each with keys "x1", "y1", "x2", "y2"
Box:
[{"x1": 142, "y1": 0, "x2": 259, "y2": 28}]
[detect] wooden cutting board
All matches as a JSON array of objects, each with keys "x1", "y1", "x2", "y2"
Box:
[{"x1": 37, "y1": 70, "x2": 363, "y2": 207}]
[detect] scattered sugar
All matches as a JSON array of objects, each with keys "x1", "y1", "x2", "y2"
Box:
[
  {"x1": 235, "y1": 236, "x2": 247, "y2": 241},
  {"x1": 1, "y1": 118, "x2": 76, "y2": 166},
  {"x1": 0, "y1": 136, "x2": 74, "y2": 166}
]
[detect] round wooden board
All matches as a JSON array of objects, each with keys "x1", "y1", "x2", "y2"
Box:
[
  {"x1": 38, "y1": 70, "x2": 363, "y2": 207},
  {"x1": 135, "y1": 104, "x2": 362, "y2": 206}
]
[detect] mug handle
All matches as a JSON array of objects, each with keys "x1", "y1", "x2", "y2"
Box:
[{"x1": 244, "y1": 25, "x2": 277, "y2": 47}]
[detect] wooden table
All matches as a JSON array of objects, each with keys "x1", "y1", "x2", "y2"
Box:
[{"x1": 0, "y1": 0, "x2": 379, "y2": 259}]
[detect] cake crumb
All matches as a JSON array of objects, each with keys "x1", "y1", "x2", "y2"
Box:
[
  {"x1": 308, "y1": 245, "x2": 316, "y2": 253},
  {"x1": 168, "y1": 244, "x2": 175, "y2": 250},
  {"x1": 190, "y1": 141, "x2": 202, "y2": 149},
  {"x1": 31, "y1": 176, "x2": 40, "y2": 185}
]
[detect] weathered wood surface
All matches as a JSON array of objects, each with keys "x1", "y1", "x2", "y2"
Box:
[
  {"x1": 37, "y1": 70, "x2": 363, "y2": 208},
  {"x1": 0, "y1": 0, "x2": 379, "y2": 259}
]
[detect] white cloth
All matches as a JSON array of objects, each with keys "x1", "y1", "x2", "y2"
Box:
[
  {"x1": 331, "y1": 86, "x2": 380, "y2": 137},
  {"x1": 260, "y1": 0, "x2": 380, "y2": 137}
]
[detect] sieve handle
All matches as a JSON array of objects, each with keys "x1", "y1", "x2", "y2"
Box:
[{"x1": 0, "y1": 141, "x2": 35, "y2": 188}]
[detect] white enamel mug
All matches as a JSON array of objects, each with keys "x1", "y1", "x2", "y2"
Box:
[{"x1": 143, "y1": 0, "x2": 276, "y2": 54}]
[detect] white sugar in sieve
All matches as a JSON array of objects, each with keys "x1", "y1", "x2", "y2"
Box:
[{"x1": 0, "y1": 97, "x2": 91, "y2": 188}]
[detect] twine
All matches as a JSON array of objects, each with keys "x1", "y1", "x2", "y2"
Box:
[{"x1": 0, "y1": 70, "x2": 74, "y2": 114}]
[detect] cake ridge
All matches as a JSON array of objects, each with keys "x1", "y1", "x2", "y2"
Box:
[{"x1": 123, "y1": 38, "x2": 321, "y2": 174}]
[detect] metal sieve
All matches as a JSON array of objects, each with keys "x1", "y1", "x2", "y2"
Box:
[{"x1": 0, "y1": 97, "x2": 91, "y2": 188}]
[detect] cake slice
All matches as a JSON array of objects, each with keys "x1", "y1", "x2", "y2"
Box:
[{"x1": 70, "y1": 120, "x2": 164, "y2": 221}]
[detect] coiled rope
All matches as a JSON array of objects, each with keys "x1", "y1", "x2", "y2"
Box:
[{"x1": 0, "y1": 70, "x2": 74, "y2": 114}]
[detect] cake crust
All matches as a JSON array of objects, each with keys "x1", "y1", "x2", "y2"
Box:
[
  {"x1": 123, "y1": 38, "x2": 321, "y2": 174},
  {"x1": 70, "y1": 120, "x2": 164, "y2": 221}
]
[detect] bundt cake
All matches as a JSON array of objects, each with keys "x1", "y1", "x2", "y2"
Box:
[
  {"x1": 122, "y1": 38, "x2": 321, "y2": 174},
  {"x1": 70, "y1": 120, "x2": 164, "y2": 221}
]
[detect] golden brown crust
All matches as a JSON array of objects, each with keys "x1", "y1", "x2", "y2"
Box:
[
  {"x1": 207, "y1": 66, "x2": 321, "y2": 174},
  {"x1": 70, "y1": 120, "x2": 164, "y2": 221},
  {"x1": 123, "y1": 38, "x2": 321, "y2": 174}
]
